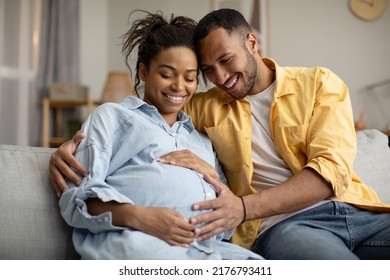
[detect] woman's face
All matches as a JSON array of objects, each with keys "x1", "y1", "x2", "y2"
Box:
[{"x1": 140, "y1": 47, "x2": 198, "y2": 125}]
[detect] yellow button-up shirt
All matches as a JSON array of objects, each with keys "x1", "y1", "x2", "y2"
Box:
[{"x1": 184, "y1": 58, "x2": 390, "y2": 249}]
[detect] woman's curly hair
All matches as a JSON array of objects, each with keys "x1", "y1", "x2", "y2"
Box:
[{"x1": 121, "y1": 10, "x2": 198, "y2": 97}]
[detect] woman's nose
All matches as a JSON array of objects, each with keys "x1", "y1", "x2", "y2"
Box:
[{"x1": 171, "y1": 78, "x2": 184, "y2": 91}]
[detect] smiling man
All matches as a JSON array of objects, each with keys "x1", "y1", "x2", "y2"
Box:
[{"x1": 180, "y1": 8, "x2": 390, "y2": 260}]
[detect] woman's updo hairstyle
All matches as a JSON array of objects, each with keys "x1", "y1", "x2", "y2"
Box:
[{"x1": 121, "y1": 10, "x2": 198, "y2": 97}]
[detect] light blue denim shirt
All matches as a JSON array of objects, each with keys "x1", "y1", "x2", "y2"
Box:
[{"x1": 59, "y1": 96, "x2": 262, "y2": 260}]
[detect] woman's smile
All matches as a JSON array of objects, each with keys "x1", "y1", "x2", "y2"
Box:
[{"x1": 162, "y1": 92, "x2": 187, "y2": 103}]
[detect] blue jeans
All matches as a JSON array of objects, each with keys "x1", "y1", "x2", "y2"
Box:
[{"x1": 252, "y1": 201, "x2": 390, "y2": 259}]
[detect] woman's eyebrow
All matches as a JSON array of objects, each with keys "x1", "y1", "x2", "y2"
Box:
[{"x1": 158, "y1": 64, "x2": 197, "y2": 73}]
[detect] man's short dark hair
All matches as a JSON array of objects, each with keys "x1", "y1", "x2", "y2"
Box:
[{"x1": 194, "y1": 8, "x2": 252, "y2": 44}]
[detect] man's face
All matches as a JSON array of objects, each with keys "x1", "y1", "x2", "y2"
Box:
[{"x1": 197, "y1": 27, "x2": 257, "y2": 99}]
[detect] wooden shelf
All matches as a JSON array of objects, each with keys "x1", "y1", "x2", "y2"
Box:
[{"x1": 41, "y1": 98, "x2": 101, "y2": 147}]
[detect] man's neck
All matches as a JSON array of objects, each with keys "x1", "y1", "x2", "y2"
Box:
[{"x1": 249, "y1": 57, "x2": 275, "y2": 96}]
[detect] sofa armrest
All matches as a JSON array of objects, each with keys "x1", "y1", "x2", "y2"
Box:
[{"x1": 0, "y1": 145, "x2": 79, "y2": 260}]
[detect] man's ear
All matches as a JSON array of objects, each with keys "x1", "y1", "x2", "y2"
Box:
[
  {"x1": 246, "y1": 33, "x2": 259, "y2": 55},
  {"x1": 138, "y1": 63, "x2": 146, "y2": 81}
]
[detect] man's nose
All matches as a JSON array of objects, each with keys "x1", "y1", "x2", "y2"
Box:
[{"x1": 212, "y1": 66, "x2": 228, "y2": 85}]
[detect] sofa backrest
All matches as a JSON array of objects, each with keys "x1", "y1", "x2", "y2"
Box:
[
  {"x1": 0, "y1": 145, "x2": 79, "y2": 260},
  {"x1": 353, "y1": 129, "x2": 390, "y2": 204}
]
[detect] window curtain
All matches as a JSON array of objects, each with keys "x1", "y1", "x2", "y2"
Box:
[{"x1": 30, "y1": 0, "x2": 80, "y2": 146}]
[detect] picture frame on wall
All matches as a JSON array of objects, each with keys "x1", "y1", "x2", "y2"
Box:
[{"x1": 210, "y1": 0, "x2": 268, "y2": 56}]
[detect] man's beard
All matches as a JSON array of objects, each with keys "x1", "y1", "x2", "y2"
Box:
[{"x1": 229, "y1": 51, "x2": 257, "y2": 100}]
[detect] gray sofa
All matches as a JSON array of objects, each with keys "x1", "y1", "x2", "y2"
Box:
[{"x1": 0, "y1": 129, "x2": 389, "y2": 260}]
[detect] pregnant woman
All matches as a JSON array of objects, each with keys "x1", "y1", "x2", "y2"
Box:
[{"x1": 59, "y1": 10, "x2": 262, "y2": 260}]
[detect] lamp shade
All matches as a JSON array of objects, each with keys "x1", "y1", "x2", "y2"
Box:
[{"x1": 101, "y1": 71, "x2": 135, "y2": 103}]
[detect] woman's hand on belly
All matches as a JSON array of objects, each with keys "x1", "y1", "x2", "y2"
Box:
[
  {"x1": 156, "y1": 149, "x2": 219, "y2": 180},
  {"x1": 87, "y1": 198, "x2": 196, "y2": 247},
  {"x1": 132, "y1": 205, "x2": 196, "y2": 247}
]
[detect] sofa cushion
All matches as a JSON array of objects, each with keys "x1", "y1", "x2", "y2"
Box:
[
  {"x1": 0, "y1": 145, "x2": 79, "y2": 260},
  {"x1": 354, "y1": 129, "x2": 390, "y2": 203}
]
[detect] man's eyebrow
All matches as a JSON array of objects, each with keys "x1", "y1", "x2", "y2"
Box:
[
  {"x1": 158, "y1": 64, "x2": 198, "y2": 73},
  {"x1": 200, "y1": 53, "x2": 231, "y2": 68},
  {"x1": 216, "y1": 53, "x2": 230, "y2": 61}
]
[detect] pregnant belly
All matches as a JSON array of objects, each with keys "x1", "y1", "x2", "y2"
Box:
[{"x1": 106, "y1": 163, "x2": 216, "y2": 220}]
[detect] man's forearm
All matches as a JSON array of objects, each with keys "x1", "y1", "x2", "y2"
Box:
[{"x1": 245, "y1": 168, "x2": 334, "y2": 220}]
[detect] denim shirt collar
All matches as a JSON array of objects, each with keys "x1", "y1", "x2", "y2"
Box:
[{"x1": 120, "y1": 96, "x2": 195, "y2": 133}]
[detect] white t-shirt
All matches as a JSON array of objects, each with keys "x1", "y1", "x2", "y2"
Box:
[{"x1": 246, "y1": 82, "x2": 326, "y2": 235}]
